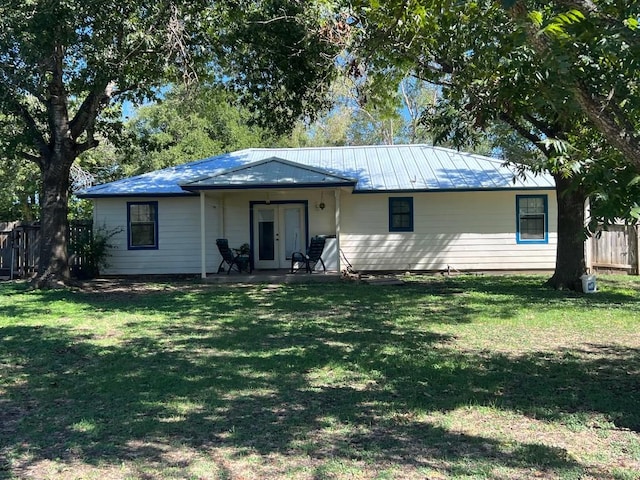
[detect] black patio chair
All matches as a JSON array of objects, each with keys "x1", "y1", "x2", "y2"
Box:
[
  {"x1": 216, "y1": 238, "x2": 251, "y2": 274},
  {"x1": 290, "y1": 236, "x2": 326, "y2": 273}
]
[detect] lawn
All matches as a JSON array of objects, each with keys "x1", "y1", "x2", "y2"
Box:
[{"x1": 0, "y1": 274, "x2": 639, "y2": 480}]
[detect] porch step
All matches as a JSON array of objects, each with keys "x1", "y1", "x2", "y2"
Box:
[
  {"x1": 204, "y1": 271, "x2": 341, "y2": 284},
  {"x1": 360, "y1": 276, "x2": 405, "y2": 286}
]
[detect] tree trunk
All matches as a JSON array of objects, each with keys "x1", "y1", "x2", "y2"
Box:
[
  {"x1": 31, "y1": 153, "x2": 74, "y2": 288},
  {"x1": 547, "y1": 174, "x2": 588, "y2": 291}
]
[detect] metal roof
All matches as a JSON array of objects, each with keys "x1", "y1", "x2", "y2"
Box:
[
  {"x1": 180, "y1": 157, "x2": 357, "y2": 191},
  {"x1": 78, "y1": 144, "x2": 555, "y2": 198}
]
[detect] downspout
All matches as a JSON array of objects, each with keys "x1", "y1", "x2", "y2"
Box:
[
  {"x1": 200, "y1": 191, "x2": 206, "y2": 279},
  {"x1": 335, "y1": 189, "x2": 341, "y2": 272}
]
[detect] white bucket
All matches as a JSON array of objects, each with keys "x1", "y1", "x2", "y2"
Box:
[{"x1": 580, "y1": 274, "x2": 597, "y2": 294}]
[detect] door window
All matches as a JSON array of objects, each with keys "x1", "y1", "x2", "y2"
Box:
[{"x1": 257, "y1": 209, "x2": 275, "y2": 260}]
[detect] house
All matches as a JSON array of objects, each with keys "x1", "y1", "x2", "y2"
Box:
[{"x1": 78, "y1": 144, "x2": 557, "y2": 277}]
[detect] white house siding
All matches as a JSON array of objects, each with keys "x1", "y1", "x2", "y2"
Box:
[
  {"x1": 339, "y1": 190, "x2": 558, "y2": 272},
  {"x1": 93, "y1": 188, "x2": 557, "y2": 275},
  {"x1": 93, "y1": 189, "x2": 338, "y2": 275},
  {"x1": 93, "y1": 196, "x2": 219, "y2": 275}
]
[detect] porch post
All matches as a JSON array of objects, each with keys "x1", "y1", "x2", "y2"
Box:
[
  {"x1": 335, "y1": 189, "x2": 341, "y2": 272},
  {"x1": 220, "y1": 194, "x2": 225, "y2": 237},
  {"x1": 200, "y1": 191, "x2": 206, "y2": 279}
]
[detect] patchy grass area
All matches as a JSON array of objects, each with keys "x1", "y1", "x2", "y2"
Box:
[{"x1": 1, "y1": 274, "x2": 639, "y2": 479}]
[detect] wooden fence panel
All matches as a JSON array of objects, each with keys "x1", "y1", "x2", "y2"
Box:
[
  {"x1": 0, "y1": 224, "x2": 15, "y2": 277},
  {"x1": 591, "y1": 225, "x2": 639, "y2": 274},
  {"x1": 0, "y1": 221, "x2": 93, "y2": 279},
  {"x1": 13, "y1": 224, "x2": 40, "y2": 278},
  {"x1": 69, "y1": 220, "x2": 93, "y2": 272}
]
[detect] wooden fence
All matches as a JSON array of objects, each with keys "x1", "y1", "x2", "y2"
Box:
[
  {"x1": 0, "y1": 221, "x2": 93, "y2": 279},
  {"x1": 0, "y1": 222, "x2": 16, "y2": 278},
  {"x1": 590, "y1": 224, "x2": 639, "y2": 275}
]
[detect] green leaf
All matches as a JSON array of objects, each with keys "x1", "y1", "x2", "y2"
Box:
[
  {"x1": 628, "y1": 175, "x2": 640, "y2": 187},
  {"x1": 528, "y1": 11, "x2": 543, "y2": 27}
]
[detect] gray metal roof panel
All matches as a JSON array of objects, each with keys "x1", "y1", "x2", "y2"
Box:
[
  {"x1": 78, "y1": 145, "x2": 555, "y2": 197},
  {"x1": 181, "y1": 157, "x2": 356, "y2": 189}
]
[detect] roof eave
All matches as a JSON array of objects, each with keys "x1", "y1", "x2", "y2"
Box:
[
  {"x1": 180, "y1": 181, "x2": 357, "y2": 192},
  {"x1": 77, "y1": 191, "x2": 198, "y2": 199},
  {"x1": 352, "y1": 186, "x2": 555, "y2": 194}
]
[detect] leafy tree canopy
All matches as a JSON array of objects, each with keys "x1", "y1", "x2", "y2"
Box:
[
  {"x1": 341, "y1": 0, "x2": 640, "y2": 289},
  {"x1": 0, "y1": 0, "x2": 342, "y2": 286},
  {"x1": 116, "y1": 84, "x2": 280, "y2": 177}
]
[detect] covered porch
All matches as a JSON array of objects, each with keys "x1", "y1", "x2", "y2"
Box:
[{"x1": 179, "y1": 157, "x2": 356, "y2": 279}]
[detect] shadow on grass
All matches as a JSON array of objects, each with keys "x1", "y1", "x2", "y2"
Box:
[{"x1": 1, "y1": 276, "x2": 639, "y2": 477}]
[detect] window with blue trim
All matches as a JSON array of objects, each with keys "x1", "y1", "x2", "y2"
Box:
[
  {"x1": 516, "y1": 195, "x2": 548, "y2": 243},
  {"x1": 127, "y1": 202, "x2": 158, "y2": 249},
  {"x1": 389, "y1": 197, "x2": 414, "y2": 232}
]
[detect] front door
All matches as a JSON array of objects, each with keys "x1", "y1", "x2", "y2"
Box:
[{"x1": 253, "y1": 204, "x2": 306, "y2": 269}]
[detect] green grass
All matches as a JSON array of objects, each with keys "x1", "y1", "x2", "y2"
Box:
[{"x1": 1, "y1": 274, "x2": 639, "y2": 479}]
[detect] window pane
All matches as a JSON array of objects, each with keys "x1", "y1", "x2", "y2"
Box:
[
  {"x1": 389, "y1": 197, "x2": 413, "y2": 232},
  {"x1": 129, "y1": 202, "x2": 157, "y2": 248},
  {"x1": 520, "y1": 216, "x2": 545, "y2": 239},
  {"x1": 131, "y1": 224, "x2": 156, "y2": 246},
  {"x1": 519, "y1": 197, "x2": 544, "y2": 215},
  {"x1": 392, "y1": 214, "x2": 411, "y2": 229},
  {"x1": 131, "y1": 204, "x2": 153, "y2": 222},
  {"x1": 392, "y1": 201, "x2": 410, "y2": 214},
  {"x1": 283, "y1": 207, "x2": 301, "y2": 259},
  {"x1": 258, "y1": 221, "x2": 275, "y2": 260}
]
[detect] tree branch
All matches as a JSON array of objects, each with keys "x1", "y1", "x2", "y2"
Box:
[
  {"x1": 20, "y1": 151, "x2": 44, "y2": 165},
  {"x1": 69, "y1": 82, "x2": 113, "y2": 140},
  {"x1": 3, "y1": 93, "x2": 48, "y2": 167},
  {"x1": 522, "y1": 113, "x2": 567, "y2": 141},
  {"x1": 572, "y1": 85, "x2": 640, "y2": 171},
  {"x1": 499, "y1": 112, "x2": 553, "y2": 158},
  {"x1": 75, "y1": 138, "x2": 100, "y2": 156},
  {"x1": 506, "y1": 1, "x2": 640, "y2": 172}
]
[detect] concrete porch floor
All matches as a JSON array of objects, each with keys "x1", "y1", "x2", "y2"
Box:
[{"x1": 203, "y1": 269, "x2": 342, "y2": 284}]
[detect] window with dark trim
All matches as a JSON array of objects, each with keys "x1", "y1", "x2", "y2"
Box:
[
  {"x1": 127, "y1": 201, "x2": 158, "y2": 249},
  {"x1": 516, "y1": 195, "x2": 548, "y2": 243},
  {"x1": 389, "y1": 197, "x2": 414, "y2": 232}
]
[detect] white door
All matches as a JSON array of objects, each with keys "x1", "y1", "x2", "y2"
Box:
[{"x1": 253, "y1": 204, "x2": 305, "y2": 269}]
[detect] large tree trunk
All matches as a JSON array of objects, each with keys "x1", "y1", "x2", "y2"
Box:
[
  {"x1": 547, "y1": 174, "x2": 588, "y2": 291},
  {"x1": 31, "y1": 156, "x2": 74, "y2": 288},
  {"x1": 28, "y1": 43, "x2": 80, "y2": 289}
]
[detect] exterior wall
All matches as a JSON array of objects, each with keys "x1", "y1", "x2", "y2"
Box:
[
  {"x1": 339, "y1": 190, "x2": 558, "y2": 272},
  {"x1": 94, "y1": 188, "x2": 557, "y2": 275},
  {"x1": 94, "y1": 196, "x2": 219, "y2": 275},
  {"x1": 93, "y1": 189, "x2": 336, "y2": 275}
]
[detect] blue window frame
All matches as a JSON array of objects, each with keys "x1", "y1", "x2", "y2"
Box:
[
  {"x1": 127, "y1": 201, "x2": 158, "y2": 249},
  {"x1": 389, "y1": 197, "x2": 414, "y2": 232},
  {"x1": 516, "y1": 195, "x2": 548, "y2": 244}
]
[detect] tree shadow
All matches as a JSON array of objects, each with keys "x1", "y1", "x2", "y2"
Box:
[
  {"x1": 1, "y1": 324, "x2": 588, "y2": 478},
  {"x1": 1, "y1": 277, "x2": 639, "y2": 477}
]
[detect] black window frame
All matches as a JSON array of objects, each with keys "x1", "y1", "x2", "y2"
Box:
[
  {"x1": 127, "y1": 201, "x2": 159, "y2": 250},
  {"x1": 389, "y1": 197, "x2": 414, "y2": 232}
]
